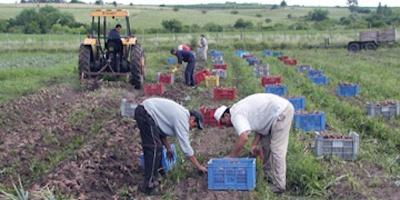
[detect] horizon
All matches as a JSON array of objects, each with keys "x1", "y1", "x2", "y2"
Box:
[{"x1": 0, "y1": 0, "x2": 400, "y2": 7}]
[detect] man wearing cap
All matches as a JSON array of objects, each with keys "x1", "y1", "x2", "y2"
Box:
[
  {"x1": 134, "y1": 97, "x2": 207, "y2": 195},
  {"x1": 214, "y1": 93, "x2": 294, "y2": 194},
  {"x1": 170, "y1": 48, "x2": 196, "y2": 87}
]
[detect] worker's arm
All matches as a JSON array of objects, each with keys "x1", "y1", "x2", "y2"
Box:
[
  {"x1": 250, "y1": 132, "x2": 261, "y2": 156},
  {"x1": 161, "y1": 136, "x2": 173, "y2": 161},
  {"x1": 226, "y1": 131, "x2": 249, "y2": 158},
  {"x1": 188, "y1": 155, "x2": 207, "y2": 173}
]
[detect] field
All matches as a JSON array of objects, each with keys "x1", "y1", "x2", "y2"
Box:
[{"x1": 0, "y1": 3, "x2": 400, "y2": 200}]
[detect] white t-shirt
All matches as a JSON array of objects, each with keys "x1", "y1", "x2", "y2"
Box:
[{"x1": 230, "y1": 93, "x2": 290, "y2": 136}]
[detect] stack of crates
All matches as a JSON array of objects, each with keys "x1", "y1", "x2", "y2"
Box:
[
  {"x1": 210, "y1": 50, "x2": 227, "y2": 81},
  {"x1": 140, "y1": 144, "x2": 177, "y2": 171},
  {"x1": 208, "y1": 158, "x2": 256, "y2": 190},
  {"x1": 210, "y1": 50, "x2": 225, "y2": 65},
  {"x1": 314, "y1": 131, "x2": 359, "y2": 160},
  {"x1": 308, "y1": 69, "x2": 328, "y2": 85}
]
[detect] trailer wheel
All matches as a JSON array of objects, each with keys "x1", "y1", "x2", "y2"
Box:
[
  {"x1": 348, "y1": 43, "x2": 360, "y2": 52},
  {"x1": 365, "y1": 42, "x2": 377, "y2": 50}
]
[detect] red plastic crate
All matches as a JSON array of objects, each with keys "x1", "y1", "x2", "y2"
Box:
[
  {"x1": 157, "y1": 72, "x2": 174, "y2": 84},
  {"x1": 261, "y1": 75, "x2": 282, "y2": 86},
  {"x1": 213, "y1": 87, "x2": 236, "y2": 101},
  {"x1": 284, "y1": 59, "x2": 297, "y2": 65},
  {"x1": 199, "y1": 106, "x2": 219, "y2": 127},
  {"x1": 242, "y1": 55, "x2": 254, "y2": 59},
  {"x1": 277, "y1": 55, "x2": 289, "y2": 61},
  {"x1": 144, "y1": 83, "x2": 164, "y2": 96},
  {"x1": 195, "y1": 72, "x2": 207, "y2": 84},
  {"x1": 213, "y1": 64, "x2": 227, "y2": 70},
  {"x1": 201, "y1": 68, "x2": 211, "y2": 76}
]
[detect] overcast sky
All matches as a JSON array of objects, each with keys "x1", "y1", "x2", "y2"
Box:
[{"x1": 1, "y1": 0, "x2": 399, "y2": 7}]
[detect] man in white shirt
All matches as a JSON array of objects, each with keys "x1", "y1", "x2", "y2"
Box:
[{"x1": 214, "y1": 93, "x2": 294, "y2": 194}]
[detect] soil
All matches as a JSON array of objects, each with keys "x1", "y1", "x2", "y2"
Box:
[{"x1": 0, "y1": 79, "x2": 399, "y2": 200}]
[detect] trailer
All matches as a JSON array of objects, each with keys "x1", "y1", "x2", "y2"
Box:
[{"x1": 347, "y1": 29, "x2": 397, "y2": 51}]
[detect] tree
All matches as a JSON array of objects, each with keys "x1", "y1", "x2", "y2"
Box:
[
  {"x1": 233, "y1": 18, "x2": 253, "y2": 29},
  {"x1": 280, "y1": 0, "x2": 287, "y2": 8},
  {"x1": 161, "y1": 19, "x2": 183, "y2": 33},
  {"x1": 347, "y1": 0, "x2": 358, "y2": 12},
  {"x1": 307, "y1": 9, "x2": 329, "y2": 21},
  {"x1": 113, "y1": 1, "x2": 117, "y2": 7}
]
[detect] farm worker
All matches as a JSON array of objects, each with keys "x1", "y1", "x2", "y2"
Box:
[
  {"x1": 199, "y1": 34, "x2": 208, "y2": 61},
  {"x1": 108, "y1": 24, "x2": 122, "y2": 39},
  {"x1": 170, "y1": 48, "x2": 196, "y2": 87},
  {"x1": 177, "y1": 44, "x2": 191, "y2": 51},
  {"x1": 214, "y1": 93, "x2": 294, "y2": 194},
  {"x1": 134, "y1": 97, "x2": 207, "y2": 195}
]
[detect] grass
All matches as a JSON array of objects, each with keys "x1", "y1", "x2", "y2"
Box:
[
  {"x1": 0, "y1": 6, "x2": 399, "y2": 197},
  {"x1": 0, "y1": 3, "x2": 355, "y2": 30}
]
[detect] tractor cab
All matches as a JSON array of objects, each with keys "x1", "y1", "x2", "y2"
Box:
[{"x1": 78, "y1": 9, "x2": 146, "y2": 89}]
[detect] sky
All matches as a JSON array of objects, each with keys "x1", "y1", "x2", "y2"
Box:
[{"x1": 1, "y1": 0, "x2": 399, "y2": 7}]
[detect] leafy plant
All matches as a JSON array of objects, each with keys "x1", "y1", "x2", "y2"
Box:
[{"x1": 0, "y1": 175, "x2": 29, "y2": 200}]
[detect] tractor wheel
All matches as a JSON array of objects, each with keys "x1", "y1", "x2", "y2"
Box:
[
  {"x1": 348, "y1": 43, "x2": 360, "y2": 52},
  {"x1": 78, "y1": 44, "x2": 91, "y2": 79},
  {"x1": 129, "y1": 45, "x2": 145, "y2": 89},
  {"x1": 141, "y1": 49, "x2": 147, "y2": 80},
  {"x1": 365, "y1": 42, "x2": 377, "y2": 50}
]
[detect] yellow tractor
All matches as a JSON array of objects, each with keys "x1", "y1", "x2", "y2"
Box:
[{"x1": 78, "y1": 9, "x2": 146, "y2": 89}]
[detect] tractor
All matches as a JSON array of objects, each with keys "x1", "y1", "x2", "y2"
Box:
[{"x1": 78, "y1": 9, "x2": 146, "y2": 89}]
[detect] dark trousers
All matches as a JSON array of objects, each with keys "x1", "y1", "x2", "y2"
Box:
[
  {"x1": 185, "y1": 60, "x2": 196, "y2": 86},
  {"x1": 134, "y1": 105, "x2": 163, "y2": 189}
]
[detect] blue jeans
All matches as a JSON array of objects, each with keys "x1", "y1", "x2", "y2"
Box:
[{"x1": 185, "y1": 60, "x2": 195, "y2": 86}]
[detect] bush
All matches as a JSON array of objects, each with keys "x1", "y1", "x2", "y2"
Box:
[{"x1": 231, "y1": 10, "x2": 239, "y2": 15}]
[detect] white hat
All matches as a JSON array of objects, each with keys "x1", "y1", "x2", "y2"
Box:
[{"x1": 214, "y1": 105, "x2": 228, "y2": 122}]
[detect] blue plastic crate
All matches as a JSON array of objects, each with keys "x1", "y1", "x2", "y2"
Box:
[
  {"x1": 140, "y1": 144, "x2": 177, "y2": 171},
  {"x1": 167, "y1": 57, "x2": 175, "y2": 65},
  {"x1": 288, "y1": 96, "x2": 306, "y2": 111},
  {"x1": 208, "y1": 158, "x2": 256, "y2": 190},
  {"x1": 294, "y1": 112, "x2": 325, "y2": 131},
  {"x1": 309, "y1": 75, "x2": 328, "y2": 85},
  {"x1": 307, "y1": 69, "x2": 323, "y2": 77},
  {"x1": 265, "y1": 85, "x2": 287, "y2": 96},
  {"x1": 337, "y1": 85, "x2": 359, "y2": 97},
  {"x1": 262, "y1": 50, "x2": 271, "y2": 56},
  {"x1": 236, "y1": 50, "x2": 249, "y2": 58}
]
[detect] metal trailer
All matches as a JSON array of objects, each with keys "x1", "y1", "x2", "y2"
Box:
[{"x1": 347, "y1": 29, "x2": 397, "y2": 51}]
